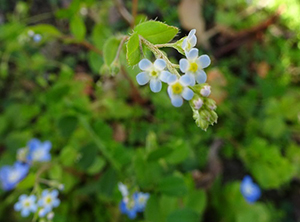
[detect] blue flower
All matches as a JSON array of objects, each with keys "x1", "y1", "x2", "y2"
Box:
[
  {"x1": 119, "y1": 198, "x2": 138, "y2": 219},
  {"x1": 167, "y1": 74, "x2": 194, "y2": 107},
  {"x1": 14, "y1": 194, "x2": 37, "y2": 217},
  {"x1": 27, "y1": 139, "x2": 52, "y2": 162},
  {"x1": 179, "y1": 48, "x2": 211, "y2": 86},
  {"x1": 136, "y1": 59, "x2": 171, "y2": 93},
  {"x1": 133, "y1": 192, "x2": 149, "y2": 212},
  {"x1": 38, "y1": 189, "x2": 60, "y2": 213},
  {"x1": 0, "y1": 162, "x2": 29, "y2": 191},
  {"x1": 182, "y1": 29, "x2": 197, "y2": 53},
  {"x1": 240, "y1": 175, "x2": 261, "y2": 203}
]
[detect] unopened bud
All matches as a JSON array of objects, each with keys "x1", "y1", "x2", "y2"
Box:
[
  {"x1": 206, "y1": 98, "x2": 217, "y2": 110},
  {"x1": 193, "y1": 98, "x2": 203, "y2": 110},
  {"x1": 47, "y1": 212, "x2": 54, "y2": 220},
  {"x1": 200, "y1": 85, "x2": 211, "y2": 97}
]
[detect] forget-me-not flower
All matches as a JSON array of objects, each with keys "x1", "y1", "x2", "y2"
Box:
[
  {"x1": 179, "y1": 48, "x2": 211, "y2": 86},
  {"x1": 118, "y1": 182, "x2": 129, "y2": 198},
  {"x1": 133, "y1": 192, "x2": 150, "y2": 212},
  {"x1": 182, "y1": 29, "x2": 197, "y2": 53},
  {"x1": 27, "y1": 139, "x2": 52, "y2": 162},
  {"x1": 0, "y1": 162, "x2": 29, "y2": 191},
  {"x1": 14, "y1": 194, "x2": 37, "y2": 217},
  {"x1": 119, "y1": 198, "x2": 139, "y2": 219},
  {"x1": 136, "y1": 59, "x2": 171, "y2": 93},
  {"x1": 167, "y1": 74, "x2": 194, "y2": 107},
  {"x1": 240, "y1": 175, "x2": 261, "y2": 203},
  {"x1": 38, "y1": 189, "x2": 60, "y2": 213}
]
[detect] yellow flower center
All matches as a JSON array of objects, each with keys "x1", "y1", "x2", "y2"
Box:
[
  {"x1": 24, "y1": 201, "x2": 30, "y2": 207},
  {"x1": 45, "y1": 196, "x2": 52, "y2": 204},
  {"x1": 150, "y1": 70, "x2": 158, "y2": 77},
  {"x1": 172, "y1": 82, "x2": 183, "y2": 94},
  {"x1": 189, "y1": 62, "x2": 198, "y2": 72}
]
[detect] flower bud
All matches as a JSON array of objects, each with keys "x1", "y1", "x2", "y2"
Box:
[
  {"x1": 193, "y1": 98, "x2": 203, "y2": 110},
  {"x1": 206, "y1": 98, "x2": 217, "y2": 110},
  {"x1": 47, "y1": 212, "x2": 54, "y2": 220},
  {"x1": 200, "y1": 85, "x2": 211, "y2": 97}
]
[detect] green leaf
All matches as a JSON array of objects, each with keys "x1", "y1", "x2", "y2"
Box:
[
  {"x1": 28, "y1": 24, "x2": 62, "y2": 37},
  {"x1": 88, "y1": 51, "x2": 103, "y2": 74},
  {"x1": 78, "y1": 143, "x2": 98, "y2": 170},
  {"x1": 70, "y1": 16, "x2": 86, "y2": 41},
  {"x1": 184, "y1": 190, "x2": 206, "y2": 215},
  {"x1": 145, "y1": 195, "x2": 164, "y2": 222},
  {"x1": 134, "y1": 20, "x2": 178, "y2": 44},
  {"x1": 166, "y1": 140, "x2": 190, "y2": 164},
  {"x1": 158, "y1": 176, "x2": 188, "y2": 197},
  {"x1": 17, "y1": 173, "x2": 36, "y2": 190},
  {"x1": 166, "y1": 208, "x2": 199, "y2": 222},
  {"x1": 92, "y1": 23, "x2": 111, "y2": 50},
  {"x1": 48, "y1": 164, "x2": 63, "y2": 180},
  {"x1": 103, "y1": 37, "x2": 121, "y2": 66},
  {"x1": 147, "y1": 147, "x2": 172, "y2": 162},
  {"x1": 126, "y1": 32, "x2": 141, "y2": 66},
  {"x1": 57, "y1": 115, "x2": 78, "y2": 138}
]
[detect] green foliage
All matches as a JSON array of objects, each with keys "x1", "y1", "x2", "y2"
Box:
[{"x1": 0, "y1": 0, "x2": 300, "y2": 222}]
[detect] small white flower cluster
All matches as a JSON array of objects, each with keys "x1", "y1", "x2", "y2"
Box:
[
  {"x1": 14, "y1": 189, "x2": 61, "y2": 220},
  {"x1": 136, "y1": 29, "x2": 211, "y2": 108}
]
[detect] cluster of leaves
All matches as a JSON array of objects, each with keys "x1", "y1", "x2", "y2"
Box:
[{"x1": 0, "y1": 0, "x2": 300, "y2": 221}]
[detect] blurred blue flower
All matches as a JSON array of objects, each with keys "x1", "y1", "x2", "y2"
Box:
[
  {"x1": 0, "y1": 162, "x2": 29, "y2": 191},
  {"x1": 14, "y1": 194, "x2": 37, "y2": 217},
  {"x1": 119, "y1": 192, "x2": 150, "y2": 219},
  {"x1": 27, "y1": 139, "x2": 52, "y2": 162},
  {"x1": 119, "y1": 198, "x2": 138, "y2": 219},
  {"x1": 133, "y1": 192, "x2": 149, "y2": 212},
  {"x1": 38, "y1": 189, "x2": 60, "y2": 213},
  {"x1": 240, "y1": 175, "x2": 261, "y2": 203},
  {"x1": 33, "y1": 34, "x2": 42, "y2": 42}
]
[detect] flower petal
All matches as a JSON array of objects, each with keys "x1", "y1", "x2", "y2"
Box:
[
  {"x1": 187, "y1": 48, "x2": 198, "y2": 60},
  {"x1": 179, "y1": 59, "x2": 189, "y2": 73},
  {"x1": 14, "y1": 202, "x2": 22, "y2": 211},
  {"x1": 150, "y1": 79, "x2": 162, "y2": 93},
  {"x1": 154, "y1": 59, "x2": 166, "y2": 70},
  {"x1": 182, "y1": 38, "x2": 187, "y2": 49},
  {"x1": 136, "y1": 72, "x2": 150, "y2": 85},
  {"x1": 186, "y1": 72, "x2": 195, "y2": 86},
  {"x1": 167, "y1": 74, "x2": 177, "y2": 84},
  {"x1": 138, "y1": 59, "x2": 152, "y2": 71},
  {"x1": 21, "y1": 209, "x2": 30, "y2": 217},
  {"x1": 197, "y1": 55, "x2": 211, "y2": 69},
  {"x1": 188, "y1": 29, "x2": 196, "y2": 39},
  {"x1": 195, "y1": 70, "x2": 207, "y2": 84},
  {"x1": 160, "y1": 71, "x2": 171, "y2": 83},
  {"x1": 182, "y1": 88, "x2": 194, "y2": 101},
  {"x1": 189, "y1": 35, "x2": 197, "y2": 48},
  {"x1": 179, "y1": 74, "x2": 191, "y2": 86},
  {"x1": 51, "y1": 189, "x2": 59, "y2": 197},
  {"x1": 170, "y1": 95, "x2": 183, "y2": 107}
]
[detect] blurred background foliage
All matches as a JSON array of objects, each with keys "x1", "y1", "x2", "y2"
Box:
[{"x1": 0, "y1": 0, "x2": 300, "y2": 221}]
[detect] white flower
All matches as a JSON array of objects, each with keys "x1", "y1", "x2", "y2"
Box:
[
  {"x1": 14, "y1": 194, "x2": 37, "y2": 217},
  {"x1": 118, "y1": 182, "x2": 129, "y2": 198},
  {"x1": 167, "y1": 75, "x2": 194, "y2": 107},
  {"x1": 136, "y1": 59, "x2": 171, "y2": 93},
  {"x1": 182, "y1": 29, "x2": 197, "y2": 53},
  {"x1": 200, "y1": 85, "x2": 211, "y2": 97},
  {"x1": 179, "y1": 48, "x2": 211, "y2": 86},
  {"x1": 193, "y1": 98, "x2": 203, "y2": 110},
  {"x1": 38, "y1": 189, "x2": 60, "y2": 212}
]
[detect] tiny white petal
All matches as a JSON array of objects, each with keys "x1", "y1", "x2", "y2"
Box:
[
  {"x1": 189, "y1": 35, "x2": 197, "y2": 48},
  {"x1": 160, "y1": 71, "x2": 171, "y2": 83},
  {"x1": 139, "y1": 59, "x2": 152, "y2": 71},
  {"x1": 179, "y1": 75, "x2": 191, "y2": 86},
  {"x1": 179, "y1": 59, "x2": 189, "y2": 73},
  {"x1": 170, "y1": 95, "x2": 183, "y2": 107},
  {"x1": 195, "y1": 70, "x2": 207, "y2": 84},
  {"x1": 182, "y1": 38, "x2": 188, "y2": 49},
  {"x1": 150, "y1": 79, "x2": 162, "y2": 93},
  {"x1": 136, "y1": 72, "x2": 150, "y2": 85},
  {"x1": 187, "y1": 48, "x2": 198, "y2": 60},
  {"x1": 186, "y1": 72, "x2": 195, "y2": 86},
  {"x1": 188, "y1": 29, "x2": 196, "y2": 39},
  {"x1": 182, "y1": 88, "x2": 194, "y2": 100},
  {"x1": 197, "y1": 55, "x2": 211, "y2": 69},
  {"x1": 167, "y1": 74, "x2": 177, "y2": 84},
  {"x1": 154, "y1": 59, "x2": 166, "y2": 70}
]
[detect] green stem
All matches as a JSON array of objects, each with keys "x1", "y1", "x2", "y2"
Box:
[
  {"x1": 79, "y1": 116, "x2": 121, "y2": 171},
  {"x1": 155, "y1": 43, "x2": 175, "y2": 48},
  {"x1": 139, "y1": 36, "x2": 180, "y2": 78}
]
